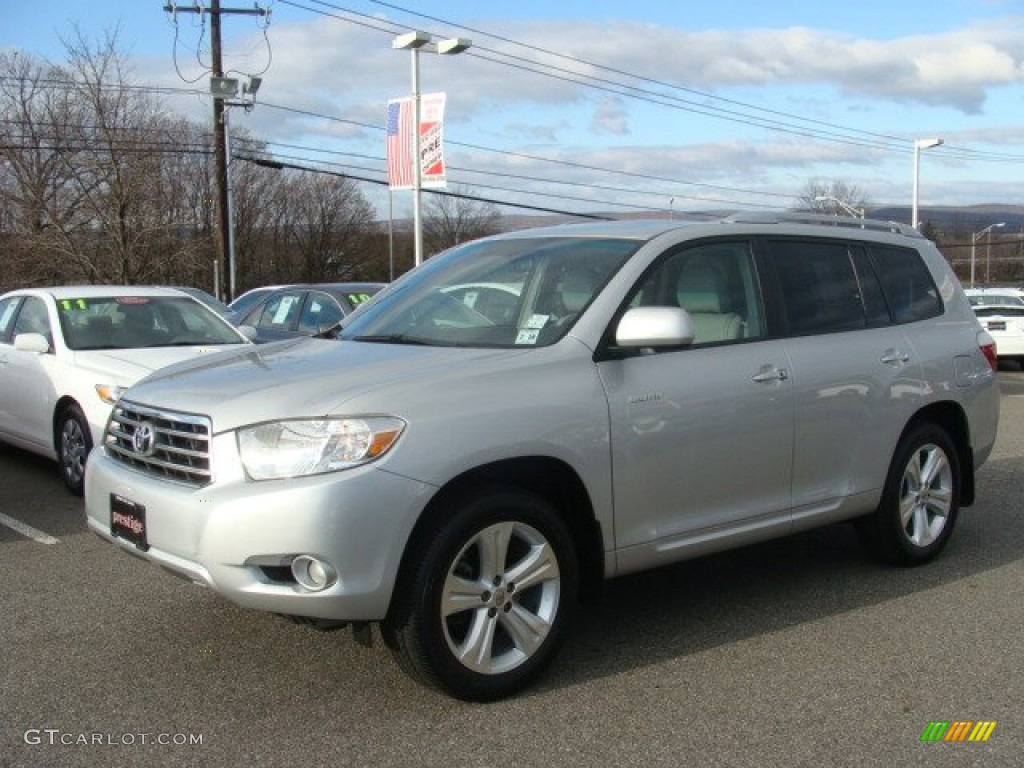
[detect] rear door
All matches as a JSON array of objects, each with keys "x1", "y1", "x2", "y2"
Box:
[{"x1": 763, "y1": 238, "x2": 928, "y2": 527}]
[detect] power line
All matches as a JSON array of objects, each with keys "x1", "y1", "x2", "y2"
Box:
[
  {"x1": 237, "y1": 154, "x2": 613, "y2": 219},
  {"x1": 278, "y1": 0, "x2": 1024, "y2": 164}
]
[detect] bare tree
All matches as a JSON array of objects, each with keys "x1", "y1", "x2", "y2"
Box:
[
  {"x1": 1, "y1": 33, "x2": 384, "y2": 292},
  {"x1": 281, "y1": 171, "x2": 376, "y2": 282},
  {"x1": 799, "y1": 179, "x2": 870, "y2": 217},
  {"x1": 423, "y1": 185, "x2": 501, "y2": 255},
  {"x1": 0, "y1": 50, "x2": 91, "y2": 284}
]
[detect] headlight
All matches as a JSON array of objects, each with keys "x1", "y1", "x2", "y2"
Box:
[
  {"x1": 95, "y1": 384, "x2": 126, "y2": 405},
  {"x1": 237, "y1": 417, "x2": 405, "y2": 480}
]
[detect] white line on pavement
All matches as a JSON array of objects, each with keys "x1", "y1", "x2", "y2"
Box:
[{"x1": 0, "y1": 511, "x2": 59, "y2": 544}]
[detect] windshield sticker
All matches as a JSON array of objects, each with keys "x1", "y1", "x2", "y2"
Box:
[
  {"x1": 59, "y1": 299, "x2": 90, "y2": 312},
  {"x1": 116, "y1": 297, "x2": 152, "y2": 305},
  {"x1": 524, "y1": 314, "x2": 549, "y2": 329},
  {"x1": 515, "y1": 328, "x2": 540, "y2": 345},
  {"x1": 346, "y1": 293, "x2": 374, "y2": 306},
  {"x1": 273, "y1": 296, "x2": 299, "y2": 324}
]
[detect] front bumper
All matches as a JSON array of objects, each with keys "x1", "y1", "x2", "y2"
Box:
[{"x1": 84, "y1": 434, "x2": 434, "y2": 622}]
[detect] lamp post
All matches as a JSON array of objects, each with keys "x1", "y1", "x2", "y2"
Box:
[
  {"x1": 971, "y1": 222, "x2": 1006, "y2": 287},
  {"x1": 911, "y1": 137, "x2": 943, "y2": 230},
  {"x1": 392, "y1": 31, "x2": 471, "y2": 267},
  {"x1": 814, "y1": 195, "x2": 864, "y2": 218}
]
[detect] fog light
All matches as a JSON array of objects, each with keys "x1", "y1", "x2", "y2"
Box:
[{"x1": 291, "y1": 555, "x2": 338, "y2": 591}]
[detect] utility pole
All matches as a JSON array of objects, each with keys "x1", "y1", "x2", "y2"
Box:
[
  {"x1": 210, "y1": 0, "x2": 230, "y2": 301},
  {"x1": 163, "y1": 2, "x2": 269, "y2": 302}
]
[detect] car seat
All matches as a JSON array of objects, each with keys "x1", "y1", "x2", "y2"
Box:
[{"x1": 675, "y1": 264, "x2": 744, "y2": 343}]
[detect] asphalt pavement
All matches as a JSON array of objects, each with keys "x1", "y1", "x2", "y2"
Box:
[{"x1": 2, "y1": 372, "x2": 1024, "y2": 767}]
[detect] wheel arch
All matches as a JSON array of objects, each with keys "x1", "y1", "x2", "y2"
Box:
[
  {"x1": 903, "y1": 401, "x2": 974, "y2": 506},
  {"x1": 51, "y1": 395, "x2": 83, "y2": 451},
  {"x1": 391, "y1": 456, "x2": 606, "y2": 613}
]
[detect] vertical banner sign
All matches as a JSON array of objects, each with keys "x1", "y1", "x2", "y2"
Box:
[
  {"x1": 386, "y1": 97, "x2": 413, "y2": 190},
  {"x1": 419, "y1": 92, "x2": 447, "y2": 188}
]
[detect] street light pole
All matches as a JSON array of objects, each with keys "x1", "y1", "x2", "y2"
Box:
[
  {"x1": 392, "y1": 31, "x2": 471, "y2": 268},
  {"x1": 409, "y1": 43, "x2": 423, "y2": 268},
  {"x1": 971, "y1": 222, "x2": 1006, "y2": 288},
  {"x1": 911, "y1": 137, "x2": 943, "y2": 230}
]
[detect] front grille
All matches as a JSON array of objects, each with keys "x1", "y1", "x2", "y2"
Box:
[{"x1": 104, "y1": 401, "x2": 213, "y2": 486}]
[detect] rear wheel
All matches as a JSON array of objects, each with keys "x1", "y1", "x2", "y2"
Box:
[
  {"x1": 382, "y1": 487, "x2": 578, "y2": 701},
  {"x1": 57, "y1": 404, "x2": 92, "y2": 496},
  {"x1": 857, "y1": 423, "x2": 959, "y2": 566}
]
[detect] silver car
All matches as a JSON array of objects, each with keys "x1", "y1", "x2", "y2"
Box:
[{"x1": 85, "y1": 214, "x2": 1000, "y2": 701}]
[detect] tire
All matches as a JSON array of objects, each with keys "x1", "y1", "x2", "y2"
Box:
[
  {"x1": 382, "y1": 486, "x2": 578, "y2": 701},
  {"x1": 58, "y1": 404, "x2": 93, "y2": 496},
  {"x1": 857, "y1": 423, "x2": 960, "y2": 566}
]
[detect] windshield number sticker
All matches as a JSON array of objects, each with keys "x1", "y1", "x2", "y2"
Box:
[
  {"x1": 515, "y1": 329, "x2": 540, "y2": 345},
  {"x1": 524, "y1": 314, "x2": 549, "y2": 329}
]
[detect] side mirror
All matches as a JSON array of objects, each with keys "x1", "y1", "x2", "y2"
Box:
[
  {"x1": 237, "y1": 325, "x2": 259, "y2": 342},
  {"x1": 615, "y1": 307, "x2": 694, "y2": 348},
  {"x1": 13, "y1": 332, "x2": 50, "y2": 354},
  {"x1": 313, "y1": 322, "x2": 343, "y2": 340}
]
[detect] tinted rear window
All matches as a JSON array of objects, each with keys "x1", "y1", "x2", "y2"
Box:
[
  {"x1": 768, "y1": 240, "x2": 869, "y2": 335},
  {"x1": 869, "y1": 246, "x2": 942, "y2": 323}
]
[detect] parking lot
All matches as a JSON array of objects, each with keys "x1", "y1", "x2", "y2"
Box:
[{"x1": 2, "y1": 373, "x2": 1024, "y2": 768}]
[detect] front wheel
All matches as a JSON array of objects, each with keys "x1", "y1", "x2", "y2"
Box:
[
  {"x1": 58, "y1": 404, "x2": 93, "y2": 496},
  {"x1": 857, "y1": 423, "x2": 960, "y2": 566},
  {"x1": 382, "y1": 487, "x2": 578, "y2": 701}
]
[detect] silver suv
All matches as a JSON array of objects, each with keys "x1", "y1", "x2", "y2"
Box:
[{"x1": 85, "y1": 214, "x2": 1000, "y2": 701}]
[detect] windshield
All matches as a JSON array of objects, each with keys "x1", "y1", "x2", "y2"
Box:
[
  {"x1": 341, "y1": 236, "x2": 639, "y2": 348},
  {"x1": 57, "y1": 296, "x2": 245, "y2": 350}
]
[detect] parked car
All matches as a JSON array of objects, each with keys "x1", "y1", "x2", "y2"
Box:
[
  {"x1": 235, "y1": 283, "x2": 384, "y2": 343},
  {"x1": 0, "y1": 286, "x2": 251, "y2": 494},
  {"x1": 85, "y1": 214, "x2": 999, "y2": 700},
  {"x1": 965, "y1": 287, "x2": 1024, "y2": 307},
  {"x1": 227, "y1": 285, "x2": 291, "y2": 318},
  {"x1": 970, "y1": 302, "x2": 1024, "y2": 363}
]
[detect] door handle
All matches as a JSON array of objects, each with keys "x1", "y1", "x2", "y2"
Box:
[
  {"x1": 752, "y1": 365, "x2": 789, "y2": 383},
  {"x1": 880, "y1": 349, "x2": 910, "y2": 365}
]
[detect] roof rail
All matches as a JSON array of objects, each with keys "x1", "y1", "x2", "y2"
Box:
[{"x1": 721, "y1": 211, "x2": 923, "y2": 238}]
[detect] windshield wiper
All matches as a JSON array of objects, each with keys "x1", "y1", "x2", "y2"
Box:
[{"x1": 351, "y1": 333, "x2": 431, "y2": 345}]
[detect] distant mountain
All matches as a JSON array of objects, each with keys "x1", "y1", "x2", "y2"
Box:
[{"x1": 867, "y1": 204, "x2": 1024, "y2": 233}]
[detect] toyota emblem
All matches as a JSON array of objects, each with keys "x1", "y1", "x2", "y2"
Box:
[{"x1": 132, "y1": 422, "x2": 157, "y2": 456}]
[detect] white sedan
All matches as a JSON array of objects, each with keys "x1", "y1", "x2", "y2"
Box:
[
  {"x1": 971, "y1": 302, "x2": 1024, "y2": 363},
  {"x1": 0, "y1": 286, "x2": 251, "y2": 494}
]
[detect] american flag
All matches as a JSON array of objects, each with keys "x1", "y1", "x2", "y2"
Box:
[{"x1": 386, "y1": 98, "x2": 413, "y2": 190}]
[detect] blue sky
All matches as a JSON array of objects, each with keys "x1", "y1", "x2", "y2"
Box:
[{"x1": 4, "y1": 1, "x2": 1024, "y2": 220}]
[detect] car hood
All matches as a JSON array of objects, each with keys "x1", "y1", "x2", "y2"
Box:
[
  {"x1": 71, "y1": 345, "x2": 248, "y2": 384},
  {"x1": 121, "y1": 338, "x2": 532, "y2": 432}
]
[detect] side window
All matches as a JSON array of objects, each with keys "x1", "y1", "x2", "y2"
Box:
[
  {"x1": 769, "y1": 240, "x2": 866, "y2": 336},
  {"x1": 850, "y1": 248, "x2": 891, "y2": 326},
  {"x1": 13, "y1": 297, "x2": 53, "y2": 343},
  {"x1": 870, "y1": 246, "x2": 943, "y2": 323},
  {"x1": 250, "y1": 292, "x2": 303, "y2": 330},
  {"x1": 0, "y1": 297, "x2": 23, "y2": 343},
  {"x1": 627, "y1": 241, "x2": 764, "y2": 345},
  {"x1": 298, "y1": 292, "x2": 343, "y2": 333}
]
